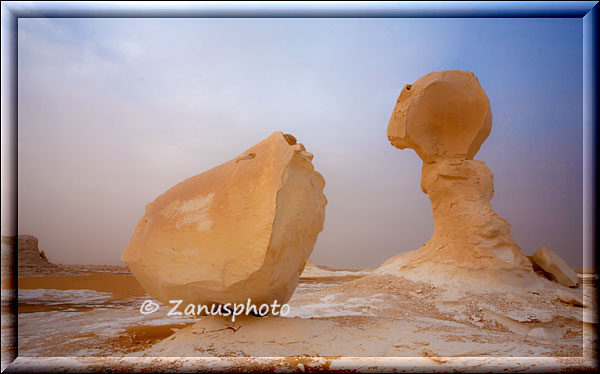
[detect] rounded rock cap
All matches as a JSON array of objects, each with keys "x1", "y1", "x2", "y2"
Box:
[{"x1": 387, "y1": 70, "x2": 492, "y2": 162}]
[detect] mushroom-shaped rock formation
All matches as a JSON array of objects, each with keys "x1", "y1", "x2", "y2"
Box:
[
  {"x1": 382, "y1": 70, "x2": 535, "y2": 285},
  {"x1": 121, "y1": 132, "x2": 327, "y2": 306}
]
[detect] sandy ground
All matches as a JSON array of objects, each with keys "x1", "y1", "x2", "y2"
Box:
[
  {"x1": 16, "y1": 273, "x2": 145, "y2": 299},
  {"x1": 1, "y1": 265, "x2": 597, "y2": 372}
]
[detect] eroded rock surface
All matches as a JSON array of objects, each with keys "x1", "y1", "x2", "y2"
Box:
[{"x1": 121, "y1": 132, "x2": 327, "y2": 306}]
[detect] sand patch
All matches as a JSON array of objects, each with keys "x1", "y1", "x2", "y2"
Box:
[{"x1": 17, "y1": 273, "x2": 146, "y2": 299}]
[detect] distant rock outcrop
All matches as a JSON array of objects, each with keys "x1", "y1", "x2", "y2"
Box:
[
  {"x1": 379, "y1": 70, "x2": 536, "y2": 287},
  {"x1": 1, "y1": 235, "x2": 60, "y2": 276},
  {"x1": 301, "y1": 260, "x2": 370, "y2": 278},
  {"x1": 122, "y1": 132, "x2": 327, "y2": 306}
]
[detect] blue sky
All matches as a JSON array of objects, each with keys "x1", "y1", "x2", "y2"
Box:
[{"x1": 16, "y1": 17, "x2": 584, "y2": 267}]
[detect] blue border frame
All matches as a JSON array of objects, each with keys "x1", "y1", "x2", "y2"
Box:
[
  {"x1": 1, "y1": 1, "x2": 598, "y2": 372},
  {"x1": 1, "y1": 1, "x2": 598, "y2": 18}
]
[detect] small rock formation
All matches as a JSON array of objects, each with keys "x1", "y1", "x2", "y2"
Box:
[
  {"x1": 301, "y1": 260, "x2": 321, "y2": 277},
  {"x1": 530, "y1": 246, "x2": 578, "y2": 287},
  {"x1": 121, "y1": 132, "x2": 327, "y2": 306},
  {"x1": 382, "y1": 70, "x2": 535, "y2": 285},
  {"x1": 1, "y1": 235, "x2": 60, "y2": 275},
  {"x1": 555, "y1": 288, "x2": 584, "y2": 307},
  {"x1": 301, "y1": 260, "x2": 370, "y2": 278}
]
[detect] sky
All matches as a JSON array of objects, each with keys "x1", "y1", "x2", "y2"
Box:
[{"x1": 14, "y1": 17, "x2": 584, "y2": 268}]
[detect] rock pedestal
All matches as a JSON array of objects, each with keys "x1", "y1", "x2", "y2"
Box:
[{"x1": 386, "y1": 70, "x2": 533, "y2": 275}]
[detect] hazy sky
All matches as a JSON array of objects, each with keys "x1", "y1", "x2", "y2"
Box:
[{"x1": 16, "y1": 17, "x2": 584, "y2": 268}]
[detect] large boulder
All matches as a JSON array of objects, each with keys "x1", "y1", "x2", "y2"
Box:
[
  {"x1": 530, "y1": 246, "x2": 578, "y2": 287},
  {"x1": 121, "y1": 132, "x2": 327, "y2": 306}
]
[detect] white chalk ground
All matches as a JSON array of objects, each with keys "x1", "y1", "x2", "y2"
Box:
[
  {"x1": 2, "y1": 268, "x2": 597, "y2": 372},
  {"x1": 17, "y1": 289, "x2": 113, "y2": 306},
  {"x1": 14, "y1": 291, "x2": 200, "y2": 357},
  {"x1": 133, "y1": 272, "x2": 595, "y2": 360},
  {"x1": 6, "y1": 277, "x2": 354, "y2": 361}
]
